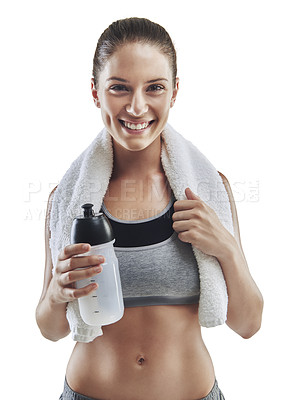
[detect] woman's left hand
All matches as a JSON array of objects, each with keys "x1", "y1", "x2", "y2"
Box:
[{"x1": 172, "y1": 187, "x2": 234, "y2": 259}]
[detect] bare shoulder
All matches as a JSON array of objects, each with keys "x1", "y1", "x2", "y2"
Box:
[{"x1": 217, "y1": 171, "x2": 244, "y2": 254}]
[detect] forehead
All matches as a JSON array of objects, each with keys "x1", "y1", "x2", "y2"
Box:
[{"x1": 99, "y1": 42, "x2": 172, "y2": 83}]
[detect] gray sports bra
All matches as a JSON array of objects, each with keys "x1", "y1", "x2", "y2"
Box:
[{"x1": 101, "y1": 192, "x2": 200, "y2": 308}]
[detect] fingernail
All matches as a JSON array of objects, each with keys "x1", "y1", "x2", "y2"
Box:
[
  {"x1": 82, "y1": 244, "x2": 90, "y2": 250},
  {"x1": 98, "y1": 256, "x2": 104, "y2": 262}
]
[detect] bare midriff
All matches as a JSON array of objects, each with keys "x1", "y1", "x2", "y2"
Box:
[
  {"x1": 66, "y1": 304, "x2": 215, "y2": 400},
  {"x1": 66, "y1": 176, "x2": 215, "y2": 400}
]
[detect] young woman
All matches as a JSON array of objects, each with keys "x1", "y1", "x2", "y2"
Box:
[{"x1": 36, "y1": 18, "x2": 263, "y2": 400}]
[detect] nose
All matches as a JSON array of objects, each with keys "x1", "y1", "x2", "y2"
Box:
[{"x1": 126, "y1": 90, "x2": 149, "y2": 117}]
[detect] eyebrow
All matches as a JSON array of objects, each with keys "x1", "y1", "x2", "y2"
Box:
[{"x1": 106, "y1": 77, "x2": 168, "y2": 83}]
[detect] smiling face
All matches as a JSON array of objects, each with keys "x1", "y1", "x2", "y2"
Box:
[{"x1": 91, "y1": 42, "x2": 179, "y2": 152}]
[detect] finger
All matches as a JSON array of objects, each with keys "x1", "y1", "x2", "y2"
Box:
[
  {"x1": 173, "y1": 200, "x2": 200, "y2": 212},
  {"x1": 172, "y1": 210, "x2": 192, "y2": 222},
  {"x1": 58, "y1": 243, "x2": 91, "y2": 261},
  {"x1": 61, "y1": 265, "x2": 103, "y2": 286},
  {"x1": 172, "y1": 220, "x2": 190, "y2": 233},
  {"x1": 177, "y1": 231, "x2": 192, "y2": 244},
  {"x1": 58, "y1": 254, "x2": 105, "y2": 274},
  {"x1": 185, "y1": 187, "x2": 201, "y2": 200},
  {"x1": 62, "y1": 282, "x2": 99, "y2": 301}
]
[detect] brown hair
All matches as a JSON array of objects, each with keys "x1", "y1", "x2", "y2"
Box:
[{"x1": 92, "y1": 17, "x2": 177, "y2": 88}]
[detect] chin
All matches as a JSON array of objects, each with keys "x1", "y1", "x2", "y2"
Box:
[{"x1": 120, "y1": 140, "x2": 151, "y2": 152}]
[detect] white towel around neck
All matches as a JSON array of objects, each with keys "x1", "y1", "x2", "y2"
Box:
[{"x1": 49, "y1": 123, "x2": 234, "y2": 342}]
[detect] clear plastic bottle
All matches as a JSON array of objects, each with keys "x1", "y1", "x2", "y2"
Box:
[{"x1": 71, "y1": 203, "x2": 124, "y2": 326}]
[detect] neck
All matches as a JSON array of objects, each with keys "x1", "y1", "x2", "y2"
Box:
[{"x1": 111, "y1": 136, "x2": 163, "y2": 180}]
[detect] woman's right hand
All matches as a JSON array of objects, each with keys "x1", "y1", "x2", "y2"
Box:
[{"x1": 49, "y1": 243, "x2": 104, "y2": 304}]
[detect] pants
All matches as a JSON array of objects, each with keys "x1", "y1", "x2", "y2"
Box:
[{"x1": 60, "y1": 377, "x2": 225, "y2": 400}]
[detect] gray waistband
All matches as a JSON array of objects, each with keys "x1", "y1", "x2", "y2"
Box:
[{"x1": 202, "y1": 379, "x2": 225, "y2": 399}]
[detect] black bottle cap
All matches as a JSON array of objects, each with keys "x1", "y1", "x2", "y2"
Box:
[
  {"x1": 71, "y1": 203, "x2": 115, "y2": 246},
  {"x1": 82, "y1": 203, "x2": 95, "y2": 218}
]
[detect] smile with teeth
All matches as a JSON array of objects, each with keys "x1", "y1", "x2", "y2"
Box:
[{"x1": 120, "y1": 120, "x2": 152, "y2": 130}]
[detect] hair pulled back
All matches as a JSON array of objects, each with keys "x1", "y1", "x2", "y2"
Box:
[{"x1": 92, "y1": 17, "x2": 177, "y2": 88}]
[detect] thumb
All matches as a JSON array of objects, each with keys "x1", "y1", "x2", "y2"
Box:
[{"x1": 185, "y1": 187, "x2": 201, "y2": 200}]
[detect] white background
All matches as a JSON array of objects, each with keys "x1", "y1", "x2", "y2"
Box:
[{"x1": 1, "y1": 1, "x2": 282, "y2": 399}]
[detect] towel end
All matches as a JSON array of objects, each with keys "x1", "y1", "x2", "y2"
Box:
[{"x1": 200, "y1": 317, "x2": 226, "y2": 328}]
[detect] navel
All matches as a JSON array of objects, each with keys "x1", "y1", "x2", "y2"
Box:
[{"x1": 136, "y1": 354, "x2": 145, "y2": 365}]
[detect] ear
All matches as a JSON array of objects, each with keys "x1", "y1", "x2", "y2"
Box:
[
  {"x1": 91, "y1": 78, "x2": 101, "y2": 108},
  {"x1": 170, "y1": 77, "x2": 179, "y2": 108}
]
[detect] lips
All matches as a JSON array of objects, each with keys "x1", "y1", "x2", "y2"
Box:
[{"x1": 119, "y1": 119, "x2": 154, "y2": 131}]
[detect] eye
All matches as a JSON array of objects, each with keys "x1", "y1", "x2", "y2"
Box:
[
  {"x1": 147, "y1": 84, "x2": 165, "y2": 92},
  {"x1": 109, "y1": 84, "x2": 129, "y2": 92}
]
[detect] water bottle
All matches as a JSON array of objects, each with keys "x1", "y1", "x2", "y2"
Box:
[{"x1": 70, "y1": 203, "x2": 124, "y2": 326}]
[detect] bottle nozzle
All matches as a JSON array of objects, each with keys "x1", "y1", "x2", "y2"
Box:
[{"x1": 82, "y1": 203, "x2": 95, "y2": 218}]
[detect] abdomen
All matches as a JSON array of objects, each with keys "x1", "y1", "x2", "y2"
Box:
[{"x1": 66, "y1": 304, "x2": 216, "y2": 400}]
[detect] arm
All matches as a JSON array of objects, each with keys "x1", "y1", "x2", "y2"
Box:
[
  {"x1": 35, "y1": 187, "x2": 104, "y2": 342},
  {"x1": 216, "y1": 172, "x2": 264, "y2": 339},
  {"x1": 35, "y1": 187, "x2": 70, "y2": 341},
  {"x1": 172, "y1": 174, "x2": 263, "y2": 339}
]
